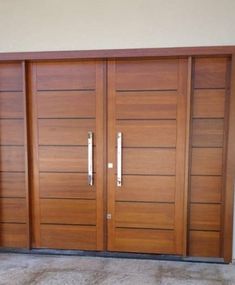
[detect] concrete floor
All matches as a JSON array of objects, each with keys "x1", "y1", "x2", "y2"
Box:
[{"x1": 0, "y1": 253, "x2": 234, "y2": 285}]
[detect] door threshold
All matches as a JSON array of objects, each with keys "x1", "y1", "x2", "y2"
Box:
[{"x1": 0, "y1": 248, "x2": 225, "y2": 264}]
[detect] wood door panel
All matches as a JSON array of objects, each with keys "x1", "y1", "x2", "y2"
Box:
[
  {"x1": 115, "y1": 202, "x2": 174, "y2": 229},
  {"x1": 0, "y1": 92, "x2": 24, "y2": 118},
  {"x1": 116, "y1": 175, "x2": 175, "y2": 202},
  {"x1": 189, "y1": 231, "x2": 221, "y2": 257},
  {"x1": 117, "y1": 120, "x2": 176, "y2": 147},
  {"x1": 192, "y1": 119, "x2": 224, "y2": 147},
  {"x1": 36, "y1": 61, "x2": 96, "y2": 90},
  {"x1": 0, "y1": 172, "x2": 26, "y2": 198},
  {"x1": 193, "y1": 90, "x2": 225, "y2": 118},
  {"x1": 40, "y1": 224, "x2": 97, "y2": 250},
  {"x1": 0, "y1": 198, "x2": 27, "y2": 223},
  {"x1": 194, "y1": 58, "x2": 227, "y2": 89},
  {"x1": 40, "y1": 199, "x2": 96, "y2": 225},
  {"x1": 40, "y1": 173, "x2": 96, "y2": 199},
  {"x1": 123, "y1": 148, "x2": 176, "y2": 175},
  {"x1": 39, "y1": 146, "x2": 92, "y2": 172},
  {"x1": 0, "y1": 223, "x2": 27, "y2": 248},
  {"x1": 191, "y1": 148, "x2": 223, "y2": 175},
  {"x1": 0, "y1": 63, "x2": 23, "y2": 91},
  {"x1": 38, "y1": 119, "x2": 95, "y2": 146},
  {"x1": 0, "y1": 146, "x2": 25, "y2": 171},
  {"x1": 116, "y1": 92, "x2": 177, "y2": 119},
  {"x1": 114, "y1": 228, "x2": 175, "y2": 254},
  {"x1": 190, "y1": 176, "x2": 222, "y2": 203},
  {"x1": 115, "y1": 59, "x2": 178, "y2": 90},
  {"x1": 37, "y1": 91, "x2": 96, "y2": 118},
  {"x1": 190, "y1": 204, "x2": 221, "y2": 231},
  {"x1": 0, "y1": 119, "x2": 24, "y2": 145}
]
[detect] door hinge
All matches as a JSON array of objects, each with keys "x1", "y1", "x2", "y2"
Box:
[{"x1": 107, "y1": 213, "x2": 112, "y2": 220}]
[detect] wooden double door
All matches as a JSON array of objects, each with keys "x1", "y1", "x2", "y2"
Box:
[{"x1": 0, "y1": 55, "x2": 231, "y2": 260}]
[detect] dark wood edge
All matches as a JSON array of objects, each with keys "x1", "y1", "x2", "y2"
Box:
[
  {"x1": 0, "y1": 46, "x2": 235, "y2": 61},
  {"x1": 223, "y1": 54, "x2": 235, "y2": 263}
]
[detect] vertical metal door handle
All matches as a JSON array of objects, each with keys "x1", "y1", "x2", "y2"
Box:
[
  {"x1": 88, "y1": 131, "x2": 93, "y2": 186},
  {"x1": 117, "y1": 132, "x2": 122, "y2": 187}
]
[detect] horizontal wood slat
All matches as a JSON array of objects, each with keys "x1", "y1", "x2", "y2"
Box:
[
  {"x1": 0, "y1": 198, "x2": 27, "y2": 223},
  {"x1": 0, "y1": 63, "x2": 23, "y2": 91},
  {"x1": 0, "y1": 146, "x2": 25, "y2": 171},
  {"x1": 191, "y1": 148, "x2": 223, "y2": 175},
  {"x1": 0, "y1": 119, "x2": 24, "y2": 145},
  {"x1": 0, "y1": 223, "x2": 27, "y2": 248},
  {"x1": 40, "y1": 224, "x2": 97, "y2": 250},
  {"x1": 0, "y1": 92, "x2": 24, "y2": 118},
  {"x1": 123, "y1": 148, "x2": 176, "y2": 175},
  {"x1": 0, "y1": 172, "x2": 26, "y2": 198},
  {"x1": 40, "y1": 173, "x2": 96, "y2": 199},
  {"x1": 192, "y1": 119, "x2": 224, "y2": 147},
  {"x1": 189, "y1": 231, "x2": 221, "y2": 257},
  {"x1": 114, "y1": 228, "x2": 175, "y2": 254},
  {"x1": 116, "y1": 92, "x2": 177, "y2": 119},
  {"x1": 190, "y1": 204, "x2": 221, "y2": 231},
  {"x1": 38, "y1": 119, "x2": 95, "y2": 146},
  {"x1": 40, "y1": 199, "x2": 96, "y2": 225},
  {"x1": 117, "y1": 120, "x2": 176, "y2": 147},
  {"x1": 193, "y1": 90, "x2": 225, "y2": 118},
  {"x1": 37, "y1": 91, "x2": 96, "y2": 118},
  {"x1": 116, "y1": 59, "x2": 178, "y2": 90},
  {"x1": 115, "y1": 202, "x2": 174, "y2": 229},
  {"x1": 116, "y1": 175, "x2": 175, "y2": 202},
  {"x1": 194, "y1": 58, "x2": 227, "y2": 89},
  {"x1": 36, "y1": 61, "x2": 96, "y2": 90},
  {"x1": 190, "y1": 176, "x2": 222, "y2": 203}
]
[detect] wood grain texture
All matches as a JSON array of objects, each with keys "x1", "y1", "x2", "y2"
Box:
[
  {"x1": 114, "y1": 228, "x2": 175, "y2": 254},
  {"x1": 115, "y1": 175, "x2": 175, "y2": 202},
  {"x1": 0, "y1": 198, "x2": 27, "y2": 223},
  {"x1": 40, "y1": 224, "x2": 97, "y2": 250},
  {"x1": 0, "y1": 119, "x2": 24, "y2": 145},
  {"x1": 190, "y1": 176, "x2": 222, "y2": 203},
  {"x1": 40, "y1": 199, "x2": 96, "y2": 225},
  {"x1": 0, "y1": 92, "x2": 24, "y2": 118},
  {"x1": 115, "y1": 202, "x2": 174, "y2": 229},
  {"x1": 189, "y1": 230, "x2": 221, "y2": 257},
  {"x1": 0, "y1": 63, "x2": 23, "y2": 91},
  {"x1": 116, "y1": 59, "x2": 178, "y2": 90},
  {"x1": 37, "y1": 91, "x2": 96, "y2": 118},
  {"x1": 0, "y1": 223, "x2": 27, "y2": 248},
  {"x1": 194, "y1": 58, "x2": 227, "y2": 89},
  {"x1": 190, "y1": 204, "x2": 221, "y2": 231},
  {"x1": 193, "y1": 90, "x2": 225, "y2": 118},
  {"x1": 191, "y1": 148, "x2": 223, "y2": 175},
  {"x1": 38, "y1": 119, "x2": 95, "y2": 145},
  {"x1": 192, "y1": 119, "x2": 224, "y2": 147},
  {"x1": 117, "y1": 120, "x2": 176, "y2": 147},
  {"x1": 36, "y1": 61, "x2": 96, "y2": 90},
  {"x1": 39, "y1": 173, "x2": 96, "y2": 199},
  {"x1": 0, "y1": 172, "x2": 26, "y2": 198},
  {"x1": 116, "y1": 91, "x2": 177, "y2": 119},
  {"x1": 123, "y1": 148, "x2": 176, "y2": 175},
  {"x1": 0, "y1": 146, "x2": 25, "y2": 171}
]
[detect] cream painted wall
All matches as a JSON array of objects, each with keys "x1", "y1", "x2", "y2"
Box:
[{"x1": 0, "y1": 0, "x2": 235, "y2": 260}]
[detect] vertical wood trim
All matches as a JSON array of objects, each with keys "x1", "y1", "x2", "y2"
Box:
[
  {"x1": 175, "y1": 58, "x2": 188, "y2": 254},
  {"x1": 28, "y1": 63, "x2": 41, "y2": 247},
  {"x1": 95, "y1": 60, "x2": 106, "y2": 250},
  {"x1": 183, "y1": 56, "x2": 193, "y2": 255},
  {"x1": 22, "y1": 61, "x2": 31, "y2": 248},
  {"x1": 223, "y1": 55, "x2": 235, "y2": 263},
  {"x1": 107, "y1": 60, "x2": 116, "y2": 250}
]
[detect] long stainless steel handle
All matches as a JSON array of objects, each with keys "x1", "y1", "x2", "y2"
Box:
[
  {"x1": 88, "y1": 131, "x2": 93, "y2": 186},
  {"x1": 117, "y1": 132, "x2": 122, "y2": 187}
]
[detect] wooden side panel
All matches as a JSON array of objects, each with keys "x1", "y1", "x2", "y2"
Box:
[
  {"x1": 0, "y1": 63, "x2": 23, "y2": 91},
  {"x1": 0, "y1": 198, "x2": 27, "y2": 223},
  {"x1": 0, "y1": 92, "x2": 24, "y2": 118},
  {"x1": 0, "y1": 224, "x2": 27, "y2": 248},
  {"x1": 0, "y1": 173, "x2": 26, "y2": 198}
]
